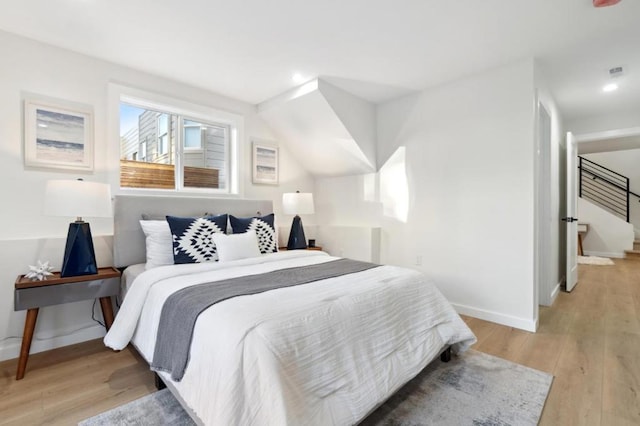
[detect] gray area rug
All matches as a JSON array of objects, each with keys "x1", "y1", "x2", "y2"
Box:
[
  {"x1": 79, "y1": 350, "x2": 552, "y2": 426},
  {"x1": 577, "y1": 255, "x2": 615, "y2": 266}
]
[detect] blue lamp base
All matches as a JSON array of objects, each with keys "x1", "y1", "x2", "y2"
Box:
[
  {"x1": 287, "y1": 215, "x2": 308, "y2": 250},
  {"x1": 60, "y1": 221, "x2": 98, "y2": 278}
]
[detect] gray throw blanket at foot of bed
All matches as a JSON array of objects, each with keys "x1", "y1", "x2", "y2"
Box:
[{"x1": 152, "y1": 258, "x2": 379, "y2": 381}]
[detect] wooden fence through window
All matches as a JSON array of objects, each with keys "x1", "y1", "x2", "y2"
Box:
[{"x1": 120, "y1": 160, "x2": 219, "y2": 189}]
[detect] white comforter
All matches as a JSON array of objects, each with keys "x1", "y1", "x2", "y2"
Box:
[{"x1": 105, "y1": 251, "x2": 476, "y2": 425}]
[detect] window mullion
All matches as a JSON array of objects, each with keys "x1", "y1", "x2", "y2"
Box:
[
  {"x1": 175, "y1": 115, "x2": 184, "y2": 191},
  {"x1": 228, "y1": 125, "x2": 235, "y2": 194}
]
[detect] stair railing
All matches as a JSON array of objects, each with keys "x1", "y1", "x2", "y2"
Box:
[{"x1": 578, "y1": 156, "x2": 640, "y2": 222}]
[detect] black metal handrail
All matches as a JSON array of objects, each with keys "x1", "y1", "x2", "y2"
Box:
[
  {"x1": 579, "y1": 163, "x2": 640, "y2": 199},
  {"x1": 578, "y1": 156, "x2": 640, "y2": 223},
  {"x1": 580, "y1": 156, "x2": 627, "y2": 184}
]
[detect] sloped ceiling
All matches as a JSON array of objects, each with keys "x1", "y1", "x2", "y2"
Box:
[{"x1": 258, "y1": 79, "x2": 377, "y2": 177}]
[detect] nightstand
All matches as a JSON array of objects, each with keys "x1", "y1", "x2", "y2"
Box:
[
  {"x1": 13, "y1": 267, "x2": 121, "y2": 380},
  {"x1": 278, "y1": 246, "x2": 323, "y2": 251}
]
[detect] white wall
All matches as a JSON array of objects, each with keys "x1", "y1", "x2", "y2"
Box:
[
  {"x1": 578, "y1": 198, "x2": 634, "y2": 257},
  {"x1": 378, "y1": 59, "x2": 537, "y2": 330},
  {"x1": 314, "y1": 174, "x2": 382, "y2": 226},
  {"x1": 0, "y1": 31, "x2": 314, "y2": 361},
  {"x1": 313, "y1": 174, "x2": 382, "y2": 262},
  {"x1": 316, "y1": 227, "x2": 381, "y2": 263},
  {"x1": 316, "y1": 59, "x2": 538, "y2": 331},
  {"x1": 567, "y1": 108, "x2": 640, "y2": 135}
]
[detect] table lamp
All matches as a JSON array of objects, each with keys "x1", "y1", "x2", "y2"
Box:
[
  {"x1": 45, "y1": 179, "x2": 112, "y2": 277},
  {"x1": 282, "y1": 191, "x2": 314, "y2": 250}
]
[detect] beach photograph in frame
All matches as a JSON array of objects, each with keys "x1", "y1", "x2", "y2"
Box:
[
  {"x1": 24, "y1": 96, "x2": 94, "y2": 171},
  {"x1": 252, "y1": 141, "x2": 278, "y2": 185}
]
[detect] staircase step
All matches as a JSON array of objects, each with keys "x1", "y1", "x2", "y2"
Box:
[
  {"x1": 634, "y1": 240, "x2": 640, "y2": 251},
  {"x1": 625, "y1": 249, "x2": 640, "y2": 260}
]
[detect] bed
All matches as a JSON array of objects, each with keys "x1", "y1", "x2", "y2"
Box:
[{"x1": 104, "y1": 195, "x2": 476, "y2": 425}]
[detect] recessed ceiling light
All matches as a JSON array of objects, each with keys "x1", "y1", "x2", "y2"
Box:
[
  {"x1": 602, "y1": 83, "x2": 619, "y2": 92},
  {"x1": 292, "y1": 73, "x2": 305, "y2": 84},
  {"x1": 37, "y1": 123, "x2": 48, "y2": 128}
]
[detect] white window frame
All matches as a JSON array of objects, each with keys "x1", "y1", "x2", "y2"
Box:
[
  {"x1": 109, "y1": 83, "x2": 243, "y2": 197},
  {"x1": 157, "y1": 114, "x2": 169, "y2": 155},
  {"x1": 183, "y1": 120, "x2": 204, "y2": 151}
]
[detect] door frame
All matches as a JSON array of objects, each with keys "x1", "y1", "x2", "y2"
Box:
[
  {"x1": 535, "y1": 100, "x2": 553, "y2": 306},
  {"x1": 534, "y1": 93, "x2": 555, "y2": 313}
]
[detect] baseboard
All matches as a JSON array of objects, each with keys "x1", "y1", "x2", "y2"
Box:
[
  {"x1": 583, "y1": 250, "x2": 625, "y2": 259},
  {"x1": 0, "y1": 324, "x2": 105, "y2": 362},
  {"x1": 451, "y1": 303, "x2": 537, "y2": 332}
]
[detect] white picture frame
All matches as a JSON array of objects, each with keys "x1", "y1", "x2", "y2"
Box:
[
  {"x1": 252, "y1": 141, "x2": 279, "y2": 185},
  {"x1": 24, "y1": 95, "x2": 94, "y2": 171}
]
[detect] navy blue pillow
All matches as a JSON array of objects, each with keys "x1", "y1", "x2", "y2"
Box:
[
  {"x1": 229, "y1": 214, "x2": 277, "y2": 254},
  {"x1": 166, "y1": 215, "x2": 228, "y2": 263}
]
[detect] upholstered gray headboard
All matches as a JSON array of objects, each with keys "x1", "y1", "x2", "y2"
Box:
[{"x1": 113, "y1": 195, "x2": 273, "y2": 268}]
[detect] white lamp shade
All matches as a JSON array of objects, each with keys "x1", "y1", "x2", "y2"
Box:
[
  {"x1": 282, "y1": 192, "x2": 314, "y2": 215},
  {"x1": 45, "y1": 180, "x2": 113, "y2": 219}
]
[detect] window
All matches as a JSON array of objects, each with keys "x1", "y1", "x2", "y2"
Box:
[
  {"x1": 157, "y1": 114, "x2": 169, "y2": 155},
  {"x1": 139, "y1": 140, "x2": 146, "y2": 161},
  {"x1": 184, "y1": 120, "x2": 202, "y2": 150},
  {"x1": 119, "y1": 98, "x2": 236, "y2": 193}
]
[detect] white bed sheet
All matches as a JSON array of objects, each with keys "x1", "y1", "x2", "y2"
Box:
[
  {"x1": 121, "y1": 263, "x2": 146, "y2": 299},
  {"x1": 105, "y1": 251, "x2": 476, "y2": 425}
]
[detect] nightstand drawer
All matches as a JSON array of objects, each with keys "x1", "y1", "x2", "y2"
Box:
[{"x1": 15, "y1": 277, "x2": 120, "y2": 310}]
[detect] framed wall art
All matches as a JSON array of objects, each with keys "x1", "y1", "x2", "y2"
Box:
[
  {"x1": 24, "y1": 95, "x2": 94, "y2": 171},
  {"x1": 252, "y1": 141, "x2": 278, "y2": 185}
]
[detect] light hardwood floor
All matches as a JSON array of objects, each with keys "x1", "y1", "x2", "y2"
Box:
[{"x1": 1, "y1": 259, "x2": 639, "y2": 425}]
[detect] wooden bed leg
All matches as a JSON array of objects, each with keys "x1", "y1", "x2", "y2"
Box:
[
  {"x1": 440, "y1": 346, "x2": 452, "y2": 362},
  {"x1": 154, "y1": 373, "x2": 167, "y2": 390}
]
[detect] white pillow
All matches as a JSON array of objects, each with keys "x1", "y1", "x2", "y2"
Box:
[
  {"x1": 139, "y1": 220, "x2": 174, "y2": 269},
  {"x1": 211, "y1": 230, "x2": 261, "y2": 262}
]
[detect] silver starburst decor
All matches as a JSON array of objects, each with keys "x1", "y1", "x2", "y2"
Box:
[{"x1": 25, "y1": 260, "x2": 54, "y2": 281}]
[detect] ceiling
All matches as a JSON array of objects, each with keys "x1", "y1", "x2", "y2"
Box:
[
  {"x1": 1, "y1": 0, "x2": 639, "y2": 121},
  {"x1": 577, "y1": 128, "x2": 640, "y2": 154}
]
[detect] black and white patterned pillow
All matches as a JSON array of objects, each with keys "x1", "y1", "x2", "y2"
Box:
[
  {"x1": 166, "y1": 215, "x2": 228, "y2": 263},
  {"x1": 229, "y1": 214, "x2": 277, "y2": 254}
]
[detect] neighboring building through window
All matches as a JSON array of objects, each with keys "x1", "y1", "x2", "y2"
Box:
[
  {"x1": 119, "y1": 100, "x2": 232, "y2": 192},
  {"x1": 139, "y1": 139, "x2": 146, "y2": 161},
  {"x1": 184, "y1": 120, "x2": 202, "y2": 149},
  {"x1": 157, "y1": 114, "x2": 169, "y2": 155},
  {"x1": 120, "y1": 125, "x2": 139, "y2": 161}
]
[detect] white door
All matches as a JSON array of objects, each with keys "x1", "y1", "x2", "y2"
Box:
[{"x1": 565, "y1": 132, "x2": 579, "y2": 292}]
